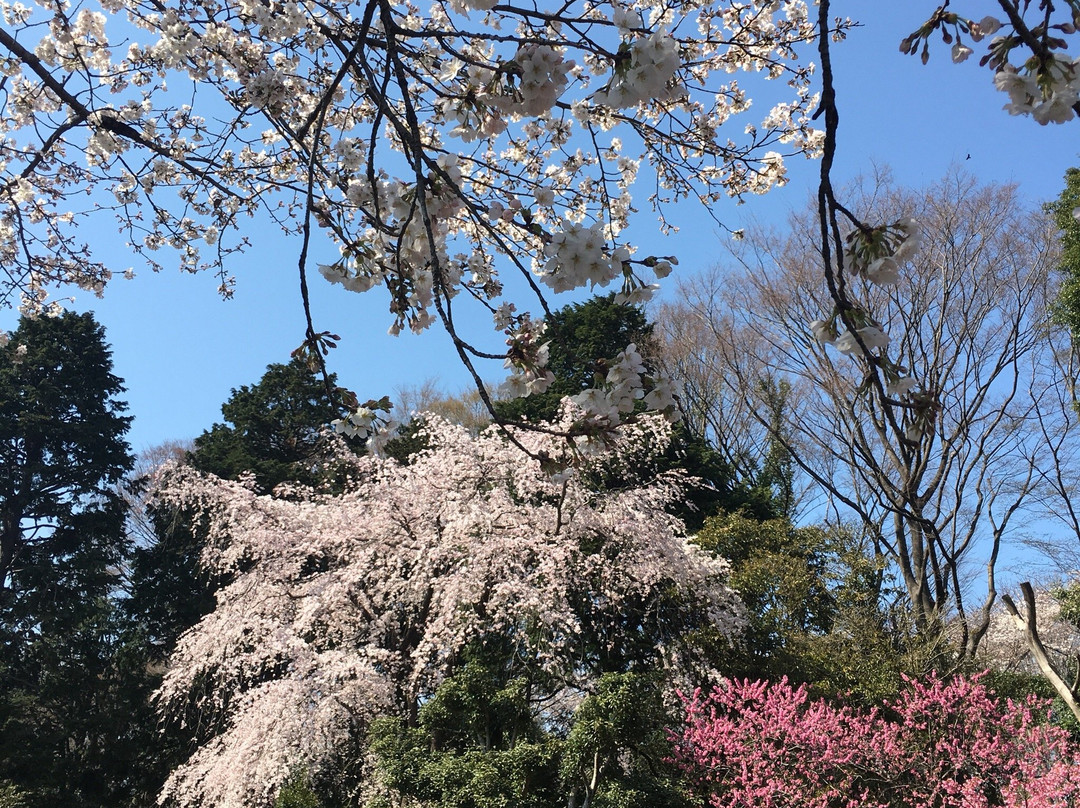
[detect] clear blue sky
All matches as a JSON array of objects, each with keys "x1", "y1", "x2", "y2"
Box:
[{"x1": 4, "y1": 3, "x2": 1078, "y2": 454}]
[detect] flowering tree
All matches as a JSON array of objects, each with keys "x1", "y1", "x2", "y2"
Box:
[
  {"x1": 658, "y1": 173, "x2": 1079, "y2": 665},
  {"x1": 671, "y1": 674, "x2": 1080, "y2": 808},
  {"x1": 0, "y1": 0, "x2": 831, "y2": 433},
  {"x1": 151, "y1": 413, "x2": 743, "y2": 807},
  {"x1": 905, "y1": 4, "x2": 1080, "y2": 126}
]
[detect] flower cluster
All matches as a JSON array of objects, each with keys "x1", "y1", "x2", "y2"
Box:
[
  {"x1": 842, "y1": 216, "x2": 921, "y2": 285},
  {"x1": 330, "y1": 397, "x2": 399, "y2": 456},
  {"x1": 566, "y1": 343, "x2": 679, "y2": 453},
  {"x1": 539, "y1": 220, "x2": 622, "y2": 293},
  {"x1": 810, "y1": 216, "x2": 922, "y2": 403},
  {"x1": 672, "y1": 674, "x2": 1080, "y2": 808},
  {"x1": 995, "y1": 56, "x2": 1080, "y2": 125},
  {"x1": 493, "y1": 44, "x2": 576, "y2": 119},
  {"x1": 594, "y1": 29, "x2": 682, "y2": 109},
  {"x1": 903, "y1": 7, "x2": 1080, "y2": 125},
  {"x1": 498, "y1": 312, "x2": 555, "y2": 399},
  {"x1": 0, "y1": 0, "x2": 826, "y2": 430}
]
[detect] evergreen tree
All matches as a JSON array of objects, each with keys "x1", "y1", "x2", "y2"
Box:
[
  {"x1": 1047, "y1": 167, "x2": 1080, "y2": 343},
  {"x1": 0, "y1": 312, "x2": 151, "y2": 807},
  {"x1": 189, "y1": 356, "x2": 353, "y2": 492},
  {"x1": 0, "y1": 312, "x2": 132, "y2": 590}
]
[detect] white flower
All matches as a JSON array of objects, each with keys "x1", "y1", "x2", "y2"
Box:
[
  {"x1": 834, "y1": 331, "x2": 859, "y2": 355},
  {"x1": 865, "y1": 256, "x2": 900, "y2": 286},
  {"x1": 995, "y1": 68, "x2": 1038, "y2": 111},
  {"x1": 1032, "y1": 89, "x2": 1078, "y2": 125},
  {"x1": 612, "y1": 4, "x2": 642, "y2": 32},
  {"x1": 889, "y1": 226, "x2": 924, "y2": 262},
  {"x1": 887, "y1": 376, "x2": 917, "y2": 397},
  {"x1": 834, "y1": 325, "x2": 888, "y2": 355},
  {"x1": 493, "y1": 302, "x2": 516, "y2": 330},
  {"x1": 858, "y1": 325, "x2": 889, "y2": 350},
  {"x1": 980, "y1": 15, "x2": 1002, "y2": 37},
  {"x1": 951, "y1": 42, "x2": 973, "y2": 64},
  {"x1": 644, "y1": 379, "x2": 677, "y2": 416},
  {"x1": 367, "y1": 419, "x2": 400, "y2": 457},
  {"x1": 810, "y1": 319, "x2": 835, "y2": 344},
  {"x1": 905, "y1": 420, "x2": 925, "y2": 442}
]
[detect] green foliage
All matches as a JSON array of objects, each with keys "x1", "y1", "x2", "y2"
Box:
[
  {"x1": 979, "y1": 669, "x2": 1080, "y2": 739},
  {"x1": 560, "y1": 673, "x2": 693, "y2": 808},
  {"x1": 368, "y1": 652, "x2": 692, "y2": 808},
  {"x1": 274, "y1": 772, "x2": 326, "y2": 808},
  {"x1": 494, "y1": 294, "x2": 655, "y2": 425},
  {"x1": 791, "y1": 541, "x2": 948, "y2": 704},
  {"x1": 0, "y1": 783, "x2": 26, "y2": 808},
  {"x1": 190, "y1": 356, "x2": 355, "y2": 491},
  {"x1": 695, "y1": 512, "x2": 941, "y2": 701},
  {"x1": 695, "y1": 511, "x2": 837, "y2": 681},
  {"x1": 1047, "y1": 167, "x2": 1080, "y2": 341},
  {"x1": 0, "y1": 313, "x2": 160, "y2": 808},
  {"x1": 1053, "y1": 579, "x2": 1080, "y2": 625},
  {"x1": 755, "y1": 376, "x2": 796, "y2": 519},
  {"x1": 368, "y1": 647, "x2": 560, "y2": 808}
]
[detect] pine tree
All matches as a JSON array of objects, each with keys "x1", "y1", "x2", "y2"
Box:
[{"x1": 0, "y1": 312, "x2": 148, "y2": 808}]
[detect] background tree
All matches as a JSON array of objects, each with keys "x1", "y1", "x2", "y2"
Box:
[
  {"x1": 0, "y1": 312, "x2": 133, "y2": 589},
  {"x1": 0, "y1": 312, "x2": 158, "y2": 808},
  {"x1": 1046, "y1": 167, "x2": 1080, "y2": 347},
  {"x1": 694, "y1": 511, "x2": 836, "y2": 684},
  {"x1": 659, "y1": 172, "x2": 1078, "y2": 667},
  {"x1": 190, "y1": 356, "x2": 355, "y2": 492}
]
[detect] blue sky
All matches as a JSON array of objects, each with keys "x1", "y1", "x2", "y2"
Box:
[{"x1": 5, "y1": 3, "x2": 1079, "y2": 454}]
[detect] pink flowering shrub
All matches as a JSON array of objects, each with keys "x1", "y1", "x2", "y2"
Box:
[{"x1": 671, "y1": 674, "x2": 1080, "y2": 808}]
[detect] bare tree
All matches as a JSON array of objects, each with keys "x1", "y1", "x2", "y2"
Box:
[
  {"x1": 119, "y1": 440, "x2": 194, "y2": 551},
  {"x1": 658, "y1": 171, "x2": 1080, "y2": 665},
  {"x1": 392, "y1": 378, "x2": 491, "y2": 434}
]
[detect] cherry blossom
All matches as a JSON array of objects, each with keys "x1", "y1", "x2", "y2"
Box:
[
  {"x1": 152, "y1": 413, "x2": 744, "y2": 807},
  {"x1": 0, "y1": 0, "x2": 826, "y2": 425},
  {"x1": 904, "y1": 5, "x2": 1080, "y2": 126}
]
